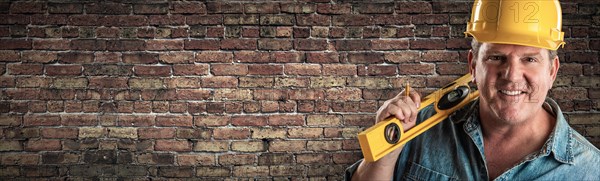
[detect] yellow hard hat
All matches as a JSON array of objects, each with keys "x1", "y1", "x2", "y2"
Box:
[{"x1": 465, "y1": 0, "x2": 565, "y2": 50}]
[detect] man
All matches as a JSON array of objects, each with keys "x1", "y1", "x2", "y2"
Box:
[{"x1": 346, "y1": 0, "x2": 600, "y2": 180}]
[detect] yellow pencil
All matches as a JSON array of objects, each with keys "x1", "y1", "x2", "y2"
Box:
[{"x1": 405, "y1": 81, "x2": 410, "y2": 97}]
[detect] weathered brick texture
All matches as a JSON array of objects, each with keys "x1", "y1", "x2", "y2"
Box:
[{"x1": 0, "y1": 0, "x2": 598, "y2": 179}]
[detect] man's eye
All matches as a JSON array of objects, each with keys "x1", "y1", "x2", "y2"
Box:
[
  {"x1": 525, "y1": 57, "x2": 537, "y2": 62},
  {"x1": 488, "y1": 56, "x2": 503, "y2": 61}
]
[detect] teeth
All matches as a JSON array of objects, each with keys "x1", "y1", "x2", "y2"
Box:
[{"x1": 500, "y1": 90, "x2": 522, "y2": 95}]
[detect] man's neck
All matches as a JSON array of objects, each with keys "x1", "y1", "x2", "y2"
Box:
[
  {"x1": 483, "y1": 110, "x2": 553, "y2": 143},
  {"x1": 479, "y1": 102, "x2": 556, "y2": 179}
]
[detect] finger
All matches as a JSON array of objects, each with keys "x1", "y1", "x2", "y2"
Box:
[
  {"x1": 385, "y1": 101, "x2": 406, "y2": 121},
  {"x1": 408, "y1": 88, "x2": 422, "y2": 108},
  {"x1": 403, "y1": 96, "x2": 418, "y2": 123},
  {"x1": 397, "y1": 101, "x2": 413, "y2": 124}
]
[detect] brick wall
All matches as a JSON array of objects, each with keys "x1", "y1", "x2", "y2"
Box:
[{"x1": 0, "y1": 0, "x2": 598, "y2": 179}]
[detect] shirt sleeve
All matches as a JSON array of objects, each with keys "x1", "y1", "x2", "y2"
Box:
[{"x1": 344, "y1": 159, "x2": 363, "y2": 181}]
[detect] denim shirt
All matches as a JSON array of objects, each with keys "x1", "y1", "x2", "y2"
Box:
[{"x1": 345, "y1": 98, "x2": 600, "y2": 181}]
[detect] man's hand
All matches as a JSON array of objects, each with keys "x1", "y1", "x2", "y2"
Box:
[
  {"x1": 351, "y1": 88, "x2": 421, "y2": 181},
  {"x1": 376, "y1": 88, "x2": 421, "y2": 132}
]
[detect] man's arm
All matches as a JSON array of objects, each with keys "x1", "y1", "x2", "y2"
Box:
[{"x1": 351, "y1": 89, "x2": 420, "y2": 180}]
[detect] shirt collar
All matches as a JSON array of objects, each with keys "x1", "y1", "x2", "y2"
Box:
[
  {"x1": 543, "y1": 98, "x2": 574, "y2": 164},
  {"x1": 453, "y1": 98, "x2": 574, "y2": 164}
]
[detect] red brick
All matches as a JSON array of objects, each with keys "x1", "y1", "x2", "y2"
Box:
[
  {"x1": 211, "y1": 64, "x2": 248, "y2": 76},
  {"x1": 410, "y1": 39, "x2": 446, "y2": 50},
  {"x1": 171, "y1": 2, "x2": 206, "y2": 14},
  {"x1": 155, "y1": 140, "x2": 191, "y2": 151},
  {"x1": 48, "y1": 3, "x2": 83, "y2": 14},
  {"x1": 365, "y1": 65, "x2": 397, "y2": 76},
  {"x1": 269, "y1": 140, "x2": 306, "y2": 152},
  {"x1": 86, "y1": 2, "x2": 130, "y2": 14},
  {"x1": 21, "y1": 51, "x2": 57, "y2": 63},
  {"x1": 288, "y1": 89, "x2": 324, "y2": 100},
  {"x1": 396, "y1": 1, "x2": 432, "y2": 13},
  {"x1": 41, "y1": 128, "x2": 78, "y2": 139},
  {"x1": 0, "y1": 39, "x2": 33, "y2": 50},
  {"x1": 333, "y1": 152, "x2": 362, "y2": 164},
  {"x1": 31, "y1": 14, "x2": 68, "y2": 25},
  {"x1": 421, "y1": 50, "x2": 460, "y2": 62},
  {"x1": 146, "y1": 39, "x2": 183, "y2": 50},
  {"x1": 134, "y1": 3, "x2": 168, "y2": 14},
  {"x1": 24, "y1": 140, "x2": 61, "y2": 151},
  {"x1": 93, "y1": 52, "x2": 119, "y2": 63},
  {"x1": 149, "y1": 15, "x2": 186, "y2": 26},
  {"x1": 412, "y1": 14, "x2": 448, "y2": 24},
  {"x1": 231, "y1": 115, "x2": 268, "y2": 126},
  {"x1": 201, "y1": 76, "x2": 237, "y2": 88},
  {"x1": 372, "y1": 39, "x2": 409, "y2": 50},
  {"x1": 134, "y1": 65, "x2": 172, "y2": 77},
  {"x1": 323, "y1": 64, "x2": 356, "y2": 76},
  {"x1": 8, "y1": 64, "x2": 43, "y2": 75},
  {"x1": 294, "y1": 39, "x2": 328, "y2": 51},
  {"x1": 245, "y1": 3, "x2": 280, "y2": 13},
  {"x1": 334, "y1": 40, "x2": 371, "y2": 51},
  {"x1": 248, "y1": 64, "x2": 283, "y2": 75},
  {"x1": 567, "y1": 52, "x2": 598, "y2": 64},
  {"x1": 118, "y1": 115, "x2": 155, "y2": 127},
  {"x1": 398, "y1": 63, "x2": 435, "y2": 75},
  {"x1": 88, "y1": 77, "x2": 128, "y2": 88},
  {"x1": 5, "y1": 88, "x2": 40, "y2": 100},
  {"x1": 271, "y1": 52, "x2": 305, "y2": 63},
  {"x1": 67, "y1": 14, "x2": 99, "y2": 26},
  {"x1": 436, "y1": 63, "x2": 469, "y2": 75},
  {"x1": 184, "y1": 39, "x2": 220, "y2": 50},
  {"x1": 221, "y1": 39, "x2": 257, "y2": 50},
  {"x1": 258, "y1": 39, "x2": 293, "y2": 50},
  {"x1": 70, "y1": 39, "x2": 106, "y2": 51},
  {"x1": 173, "y1": 64, "x2": 208, "y2": 76},
  {"x1": 0, "y1": 50, "x2": 20, "y2": 62},
  {"x1": 187, "y1": 14, "x2": 222, "y2": 25},
  {"x1": 385, "y1": 51, "x2": 420, "y2": 63},
  {"x1": 234, "y1": 51, "x2": 270, "y2": 63},
  {"x1": 348, "y1": 52, "x2": 385, "y2": 64},
  {"x1": 296, "y1": 14, "x2": 330, "y2": 26},
  {"x1": 24, "y1": 115, "x2": 60, "y2": 126},
  {"x1": 296, "y1": 153, "x2": 330, "y2": 164},
  {"x1": 333, "y1": 15, "x2": 372, "y2": 26},
  {"x1": 176, "y1": 89, "x2": 211, "y2": 100},
  {"x1": 123, "y1": 53, "x2": 158, "y2": 64},
  {"x1": 33, "y1": 39, "x2": 70, "y2": 50},
  {"x1": 10, "y1": 1, "x2": 45, "y2": 14},
  {"x1": 316, "y1": 3, "x2": 350, "y2": 14},
  {"x1": 156, "y1": 115, "x2": 193, "y2": 127},
  {"x1": 107, "y1": 40, "x2": 146, "y2": 51},
  {"x1": 306, "y1": 52, "x2": 338, "y2": 63},
  {"x1": 213, "y1": 128, "x2": 251, "y2": 140},
  {"x1": 46, "y1": 65, "x2": 82, "y2": 76},
  {"x1": 268, "y1": 115, "x2": 304, "y2": 126},
  {"x1": 61, "y1": 114, "x2": 98, "y2": 126},
  {"x1": 259, "y1": 14, "x2": 294, "y2": 25},
  {"x1": 285, "y1": 64, "x2": 321, "y2": 75},
  {"x1": 196, "y1": 51, "x2": 233, "y2": 63},
  {"x1": 432, "y1": 2, "x2": 470, "y2": 13}
]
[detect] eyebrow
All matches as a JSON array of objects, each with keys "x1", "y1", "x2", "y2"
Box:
[{"x1": 485, "y1": 51, "x2": 543, "y2": 58}]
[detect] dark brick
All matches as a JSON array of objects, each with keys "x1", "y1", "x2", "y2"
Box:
[
  {"x1": 347, "y1": 52, "x2": 384, "y2": 64},
  {"x1": 86, "y1": 3, "x2": 131, "y2": 14},
  {"x1": 334, "y1": 40, "x2": 371, "y2": 51},
  {"x1": 159, "y1": 166, "x2": 194, "y2": 178}
]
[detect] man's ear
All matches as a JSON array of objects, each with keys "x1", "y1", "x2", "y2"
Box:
[
  {"x1": 468, "y1": 50, "x2": 476, "y2": 83},
  {"x1": 549, "y1": 56, "x2": 560, "y2": 84}
]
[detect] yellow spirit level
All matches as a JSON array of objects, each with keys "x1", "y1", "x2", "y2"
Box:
[{"x1": 357, "y1": 74, "x2": 480, "y2": 162}]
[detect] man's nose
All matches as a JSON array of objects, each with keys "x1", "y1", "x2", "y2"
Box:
[{"x1": 499, "y1": 58, "x2": 523, "y2": 82}]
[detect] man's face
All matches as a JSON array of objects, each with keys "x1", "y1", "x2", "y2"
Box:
[{"x1": 469, "y1": 43, "x2": 560, "y2": 124}]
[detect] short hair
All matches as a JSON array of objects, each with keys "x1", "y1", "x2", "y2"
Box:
[{"x1": 470, "y1": 39, "x2": 558, "y2": 60}]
